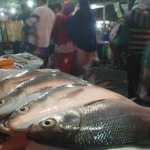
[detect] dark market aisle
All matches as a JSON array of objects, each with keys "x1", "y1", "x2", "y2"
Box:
[{"x1": 91, "y1": 66, "x2": 127, "y2": 97}]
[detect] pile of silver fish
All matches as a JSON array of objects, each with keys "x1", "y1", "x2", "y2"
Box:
[{"x1": 0, "y1": 69, "x2": 150, "y2": 150}]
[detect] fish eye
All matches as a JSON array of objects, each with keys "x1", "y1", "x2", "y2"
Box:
[
  {"x1": 18, "y1": 106, "x2": 30, "y2": 115},
  {"x1": 41, "y1": 119, "x2": 56, "y2": 129},
  {"x1": 0, "y1": 100, "x2": 6, "y2": 107}
]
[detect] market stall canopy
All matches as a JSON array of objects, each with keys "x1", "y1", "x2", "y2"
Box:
[
  {"x1": 92, "y1": 0, "x2": 129, "y2": 21},
  {"x1": 0, "y1": 0, "x2": 128, "y2": 10},
  {"x1": 0, "y1": 0, "x2": 129, "y2": 19}
]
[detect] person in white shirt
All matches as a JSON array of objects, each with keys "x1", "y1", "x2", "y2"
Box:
[{"x1": 28, "y1": 0, "x2": 55, "y2": 68}]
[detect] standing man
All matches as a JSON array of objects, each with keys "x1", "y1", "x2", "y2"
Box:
[
  {"x1": 110, "y1": 0, "x2": 150, "y2": 100},
  {"x1": 28, "y1": 0, "x2": 55, "y2": 68}
]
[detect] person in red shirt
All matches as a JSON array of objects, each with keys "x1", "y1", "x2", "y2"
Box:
[{"x1": 51, "y1": 2, "x2": 75, "y2": 74}]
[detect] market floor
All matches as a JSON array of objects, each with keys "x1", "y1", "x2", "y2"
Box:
[{"x1": 89, "y1": 66, "x2": 128, "y2": 97}]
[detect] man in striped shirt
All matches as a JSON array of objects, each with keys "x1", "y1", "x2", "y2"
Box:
[
  {"x1": 125, "y1": 0, "x2": 150, "y2": 105},
  {"x1": 110, "y1": 0, "x2": 150, "y2": 100},
  {"x1": 125, "y1": 0, "x2": 150, "y2": 100}
]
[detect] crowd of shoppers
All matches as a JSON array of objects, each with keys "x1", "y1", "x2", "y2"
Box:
[
  {"x1": 4, "y1": 0, "x2": 150, "y2": 105},
  {"x1": 11, "y1": 0, "x2": 96, "y2": 76}
]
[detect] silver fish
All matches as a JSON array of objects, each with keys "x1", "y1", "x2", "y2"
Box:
[
  {"x1": 0, "y1": 70, "x2": 47, "y2": 99},
  {"x1": 0, "y1": 69, "x2": 60, "y2": 81},
  {"x1": 0, "y1": 89, "x2": 52, "y2": 135},
  {"x1": 26, "y1": 99, "x2": 150, "y2": 150},
  {"x1": 8, "y1": 84, "x2": 129, "y2": 132},
  {"x1": 0, "y1": 73, "x2": 86, "y2": 116},
  {"x1": 1, "y1": 70, "x2": 28, "y2": 81}
]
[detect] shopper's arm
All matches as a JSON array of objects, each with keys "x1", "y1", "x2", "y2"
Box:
[{"x1": 33, "y1": 31, "x2": 40, "y2": 54}]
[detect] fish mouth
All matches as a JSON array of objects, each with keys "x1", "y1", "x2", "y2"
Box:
[
  {"x1": 0, "y1": 113, "x2": 13, "y2": 134},
  {"x1": 8, "y1": 116, "x2": 42, "y2": 132}
]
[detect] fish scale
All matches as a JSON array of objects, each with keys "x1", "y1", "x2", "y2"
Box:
[{"x1": 72, "y1": 101, "x2": 150, "y2": 149}]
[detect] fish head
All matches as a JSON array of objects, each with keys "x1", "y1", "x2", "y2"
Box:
[
  {"x1": 8, "y1": 85, "x2": 85, "y2": 132},
  {"x1": 0, "y1": 88, "x2": 27, "y2": 115},
  {"x1": 8, "y1": 100, "x2": 45, "y2": 132},
  {"x1": 26, "y1": 109, "x2": 81, "y2": 146}
]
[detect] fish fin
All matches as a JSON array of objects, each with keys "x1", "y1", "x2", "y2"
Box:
[
  {"x1": 87, "y1": 73, "x2": 96, "y2": 85},
  {"x1": 83, "y1": 99, "x2": 106, "y2": 107},
  {"x1": 98, "y1": 81, "x2": 110, "y2": 88},
  {"x1": 60, "y1": 89, "x2": 84, "y2": 100}
]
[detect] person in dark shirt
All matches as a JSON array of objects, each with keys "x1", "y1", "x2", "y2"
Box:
[
  {"x1": 48, "y1": 4, "x2": 55, "y2": 12},
  {"x1": 19, "y1": 3, "x2": 40, "y2": 45},
  {"x1": 11, "y1": 3, "x2": 39, "y2": 24},
  {"x1": 68, "y1": 0, "x2": 96, "y2": 78},
  {"x1": 18, "y1": 3, "x2": 31, "y2": 24}
]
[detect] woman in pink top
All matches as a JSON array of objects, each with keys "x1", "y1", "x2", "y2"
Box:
[{"x1": 51, "y1": 2, "x2": 75, "y2": 74}]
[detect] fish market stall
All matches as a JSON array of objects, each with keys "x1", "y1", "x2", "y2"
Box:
[
  {"x1": 0, "y1": 52, "x2": 44, "y2": 69},
  {"x1": 0, "y1": 69, "x2": 149, "y2": 150}
]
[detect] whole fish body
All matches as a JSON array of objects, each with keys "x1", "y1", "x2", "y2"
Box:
[
  {"x1": 0, "y1": 69, "x2": 60, "y2": 80},
  {"x1": 8, "y1": 84, "x2": 129, "y2": 132},
  {"x1": 0, "y1": 70, "x2": 47, "y2": 99},
  {"x1": 0, "y1": 70, "x2": 28, "y2": 81},
  {"x1": 0, "y1": 69, "x2": 27, "y2": 81},
  {"x1": 0, "y1": 73, "x2": 86, "y2": 116},
  {"x1": 26, "y1": 99, "x2": 150, "y2": 150}
]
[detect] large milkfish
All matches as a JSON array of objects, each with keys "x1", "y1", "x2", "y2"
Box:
[{"x1": 26, "y1": 99, "x2": 150, "y2": 150}]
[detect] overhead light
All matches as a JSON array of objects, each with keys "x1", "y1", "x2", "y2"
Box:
[
  {"x1": 96, "y1": 20, "x2": 110, "y2": 29},
  {"x1": 96, "y1": 23, "x2": 102, "y2": 28},
  {"x1": 91, "y1": 4, "x2": 103, "y2": 9},
  {"x1": 0, "y1": 12, "x2": 4, "y2": 16},
  {"x1": 11, "y1": 8, "x2": 16, "y2": 14},
  {"x1": 27, "y1": 1, "x2": 34, "y2": 7}
]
